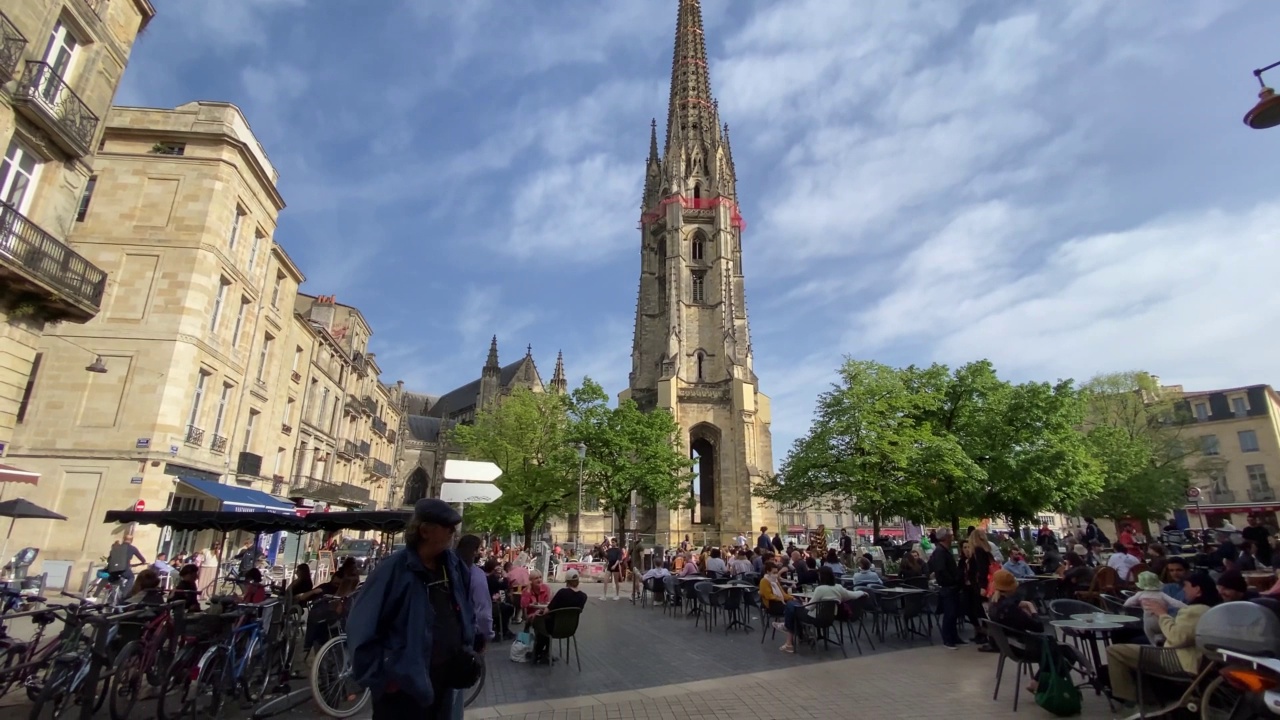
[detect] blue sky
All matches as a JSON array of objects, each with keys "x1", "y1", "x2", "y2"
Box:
[{"x1": 118, "y1": 0, "x2": 1280, "y2": 455}]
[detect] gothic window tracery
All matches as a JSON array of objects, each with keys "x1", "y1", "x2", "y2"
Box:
[
  {"x1": 692, "y1": 233, "x2": 705, "y2": 261},
  {"x1": 691, "y1": 271, "x2": 706, "y2": 303}
]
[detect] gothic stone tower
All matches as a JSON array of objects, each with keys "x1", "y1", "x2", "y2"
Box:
[{"x1": 622, "y1": 0, "x2": 776, "y2": 547}]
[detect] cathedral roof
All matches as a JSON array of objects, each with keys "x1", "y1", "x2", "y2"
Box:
[
  {"x1": 406, "y1": 415, "x2": 454, "y2": 443},
  {"x1": 426, "y1": 358, "x2": 530, "y2": 419}
]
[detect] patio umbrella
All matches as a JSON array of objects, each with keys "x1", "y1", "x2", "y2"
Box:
[{"x1": 0, "y1": 499, "x2": 66, "y2": 570}]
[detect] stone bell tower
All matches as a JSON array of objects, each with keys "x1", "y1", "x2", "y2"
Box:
[{"x1": 621, "y1": 0, "x2": 776, "y2": 547}]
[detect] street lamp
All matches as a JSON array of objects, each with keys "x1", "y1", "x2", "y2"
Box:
[
  {"x1": 576, "y1": 442, "x2": 587, "y2": 548},
  {"x1": 1244, "y1": 61, "x2": 1280, "y2": 129}
]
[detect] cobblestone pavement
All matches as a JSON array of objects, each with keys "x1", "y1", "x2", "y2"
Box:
[{"x1": 464, "y1": 643, "x2": 1115, "y2": 720}]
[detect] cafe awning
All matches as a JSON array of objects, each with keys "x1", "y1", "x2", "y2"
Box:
[
  {"x1": 0, "y1": 464, "x2": 39, "y2": 486},
  {"x1": 178, "y1": 478, "x2": 295, "y2": 515}
]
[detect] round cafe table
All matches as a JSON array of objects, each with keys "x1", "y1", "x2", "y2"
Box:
[{"x1": 1069, "y1": 613, "x2": 1139, "y2": 625}]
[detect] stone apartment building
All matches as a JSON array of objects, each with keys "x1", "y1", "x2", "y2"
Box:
[
  {"x1": 1174, "y1": 383, "x2": 1280, "y2": 531},
  {"x1": 0, "y1": 0, "x2": 154, "y2": 471},
  {"x1": 5, "y1": 101, "x2": 403, "y2": 583}
]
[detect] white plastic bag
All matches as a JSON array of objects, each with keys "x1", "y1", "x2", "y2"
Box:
[{"x1": 508, "y1": 640, "x2": 531, "y2": 663}]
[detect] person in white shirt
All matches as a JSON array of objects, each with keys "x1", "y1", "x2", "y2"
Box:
[
  {"x1": 734, "y1": 533, "x2": 747, "y2": 548},
  {"x1": 704, "y1": 548, "x2": 727, "y2": 576},
  {"x1": 779, "y1": 567, "x2": 866, "y2": 654},
  {"x1": 1106, "y1": 542, "x2": 1141, "y2": 582},
  {"x1": 642, "y1": 564, "x2": 671, "y2": 582},
  {"x1": 729, "y1": 550, "x2": 754, "y2": 576}
]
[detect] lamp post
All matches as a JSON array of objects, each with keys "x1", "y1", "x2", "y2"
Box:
[
  {"x1": 1244, "y1": 61, "x2": 1280, "y2": 129},
  {"x1": 576, "y1": 442, "x2": 587, "y2": 548}
]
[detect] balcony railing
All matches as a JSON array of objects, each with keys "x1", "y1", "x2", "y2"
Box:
[
  {"x1": 185, "y1": 425, "x2": 204, "y2": 447},
  {"x1": 387, "y1": 429, "x2": 397, "y2": 445},
  {"x1": 271, "y1": 475, "x2": 285, "y2": 496},
  {"x1": 344, "y1": 395, "x2": 362, "y2": 417},
  {"x1": 371, "y1": 417, "x2": 388, "y2": 436},
  {"x1": 1209, "y1": 489, "x2": 1236, "y2": 504},
  {"x1": 361, "y1": 397, "x2": 377, "y2": 416},
  {"x1": 340, "y1": 483, "x2": 372, "y2": 504},
  {"x1": 357, "y1": 441, "x2": 370, "y2": 457},
  {"x1": 12, "y1": 61, "x2": 99, "y2": 157},
  {"x1": 339, "y1": 440, "x2": 358, "y2": 458},
  {"x1": 291, "y1": 370, "x2": 301, "y2": 383},
  {"x1": 281, "y1": 423, "x2": 293, "y2": 436},
  {"x1": 367, "y1": 458, "x2": 392, "y2": 478},
  {"x1": 210, "y1": 434, "x2": 228, "y2": 454},
  {"x1": 0, "y1": 13, "x2": 26, "y2": 83},
  {"x1": 288, "y1": 475, "x2": 346, "y2": 504},
  {"x1": 0, "y1": 202, "x2": 107, "y2": 319},
  {"x1": 1249, "y1": 487, "x2": 1277, "y2": 502}
]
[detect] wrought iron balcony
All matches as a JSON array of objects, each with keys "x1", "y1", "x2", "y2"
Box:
[
  {"x1": 361, "y1": 396, "x2": 377, "y2": 415},
  {"x1": 357, "y1": 441, "x2": 371, "y2": 457},
  {"x1": 185, "y1": 425, "x2": 204, "y2": 447},
  {"x1": 371, "y1": 417, "x2": 388, "y2": 436},
  {"x1": 0, "y1": 13, "x2": 26, "y2": 83},
  {"x1": 291, "y1": 370, "x2": 301, "y2": 383},
  {"x1": 287, "y1": 475, "x2": 346, "y2": 504},
  {"x1": 344, "y1": 394, "x2": 362, "y2": 417},
  {"x1": 0, "y1": 202, "x2": 107, "y2": 321},
  {"x1": 210, "y1": 434, "x2": 228, "y2": 454},
  {"x1": 339, "y1": 440, "x2": 358, "y2": 458},
  {"x1": 1249, "y1": 487, "x2": 1277, "y2": 502},
  {"x1": 12, "y1": 61, "x2": 99, "y2": 157},
  {"x1": 367, "y1": 458, "x2": 392, "y2": 478},
  {"x1": 270, "y1": 475, "x2": 285, "y2": 496},
  {"x1": 281, "y1": 423, "x2": 293, "y2": 436},
  {"x1": 387, "y1": 429, "x2": 397, "y2": 445},
  {"x1": 1209, "y1": 489, "x2": 1236, "y2": 504},
  {"x1": 340, "y1": 482, "x2": 372, "y2": 504}
]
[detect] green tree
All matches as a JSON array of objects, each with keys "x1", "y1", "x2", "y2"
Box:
[
  {"x1": 568, "y1": 379, "x2": 695, "y2": 539},
  {"x1": 759, "y1": 359, "x2": 944, "y2": 538},
  {"x1": 449, "y1": 387, "x2": 579, "y2": 542},
  {"x1": 978, "y1": 378, "x2": 1104, "y2": 529},
  {"x1": 1079, "y1": 371, "x2": 1198, "y2": 523}
]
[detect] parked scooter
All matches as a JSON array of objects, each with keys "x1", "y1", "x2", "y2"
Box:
[{"x1": 1210, "y1": 649, "x2": 1280, "y2": 718}]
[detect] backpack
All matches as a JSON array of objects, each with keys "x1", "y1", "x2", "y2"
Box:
[{"x1": 1035, "y1": 640, "x2": 1083, "y2": 715}]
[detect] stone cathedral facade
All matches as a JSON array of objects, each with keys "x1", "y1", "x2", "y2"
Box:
[{"x1": 621, "y1": 0, "x2": 777, "y2": 547}]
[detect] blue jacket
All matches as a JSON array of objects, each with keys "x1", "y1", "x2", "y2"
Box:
[{"x1": 347, "y1": 547, "x2": 476, "y2": 708}]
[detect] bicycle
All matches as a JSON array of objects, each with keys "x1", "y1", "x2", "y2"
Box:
[
  {"x1": 85, "y1": 565, "x2": 145, "y2": 607},
  {"x1": 0, "y1": 592, "x2": 60, "y2": 701},
  {"x1": 27, "y1": 597, "x2": 114, "y2": 720},
  {"x1": 108, "y1": 598, "x2": 184, "y2": 720},
  {"x1": 180, "y1": 598, "x2": 279, "y2": 717}
]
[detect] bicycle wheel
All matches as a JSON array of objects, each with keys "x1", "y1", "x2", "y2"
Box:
[
  {"x1": 190, "y1": 646, "x2": 229, "y2": 720},
  {"x1": 27, "y1": 662, "x2": 73, "y2": 720},
  {"x1": 463, "y1": 657, "x2": 486, "y2": 708},
  {"x1": 308, "y1": 635, "x2": 369, "y2": 718},
  {"x1": 0, "y1": 639, "x2": 28, "y2": 699},
  {"x1": 108, "y1": 640, "x2": 142, "y2": 720},
  {"x1": 156, "y1": 645, "x2": 198, "y2": 720},
  {"x1": 1200, "y1": 675, "x2": 1246, "y2": 720},
  {"x1": 241, "y1": 635, "x2": 273, "y2": 703}
]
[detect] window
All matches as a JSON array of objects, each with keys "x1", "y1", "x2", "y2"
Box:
[
  {"x1": 231, "y1": 297, "x2": 249, "y2": 347},
  {"x1": 274, "y1": 447, "x2": 286, "y2": 475},
  {"x1": 256, "y1": 333, "x2": 273, "y2": 382},
  {"x1": 1194, "y1": 403, "x2": 1209, "y2": 422},
  {"x1": 76, "y1": 175, "x2": 96, "y2": 222},
  {"x1": 1232, "y1": 397, "x2": 1248, "y2": 417},
  {"x1": 213, "y1": 383, "x2": 232, "y2": 436},
  {"x1": 1247, "y1": 464, "x2": 1270, "y2": 489},
  {"x1": 1200, "y1": 435, "x2": 1220, "y2": 456},
  {"x1": 271, "y1": 273, "x2": 284, "y2": 308},
  {"x1": 16, "y1": 352, "x2": 41, "y2": 423},
  {"x1": 209, "y1": 277, "x2": 229, "y2": 331},
  {"x1": 292, "y1": 346, "x2": 303, "y2": 371},
  {"x1": 691, "y1": 272, "x2": 706, "y2": 303},
  {"x1": 1240, "y1": 430, "x2": 1260, "y2": 453},
  {"x1": 228, "y1": 206, "x2": 244, "y2": 251},
  {"x1": 695, "y1": 351, "x2": 705, "y2": 381},
  {"x1": 43, "y1": 20, "x2": 79, "y2": 79},
  {"x1": 692, "y1": 235, "x2": 705, "y2": 260},
  {"x1": 243, "y1": 409, "x2": 258, "y2": 453},
  {"x1": 188, "y1": 370, "x2": 209, "y2": 429},
  {"x1": 248, "y1": 230, "x2": 262, "y2": 272},
  {"x1": 285, "y1": 398, "x2": 295, "y2": 426},
  {"x1": 0, "y1": 140, "x2": 41, "y2": 213},
  {"x1": 319, "y1": 387, "x2": 330, "y2": 425},
  {"x1": 152, "y1": 143, "x2": 185, "y2": 156}
]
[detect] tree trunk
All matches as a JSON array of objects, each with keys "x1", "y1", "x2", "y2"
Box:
[
  {"x1": 950, "y1": 514, "x2": 961, "y2": 539},
  {"x1": 872, "y1": 512, "x2": 881, "y2": 540},
  {"x1": 522, "y1": 515, "x2": 537, "y2": 549}
]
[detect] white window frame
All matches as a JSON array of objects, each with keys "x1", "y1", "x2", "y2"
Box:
[
  {"x1": 0, "y1": 140, "x2": 42, "y2": 214},
  {"x1": 210, "y1": 277, "x2": 229, "y2": 332},
  {"x1": 1232, "y1": 396, "x2": 1248, "y2": 417},
  {"x1": 42, "y1": 20, "x2": 80, "y2": 82},
  {"x1": 188, "y1": 370, "x2": 209, "y2": 429},
  {"x1": 256, "y1": 333, "x2": 273, "y2": 382},
  {"x1": 248, "y1": 230, "x2": 262, "y2": 272},
  {"x1": 228, "y1": 206, "x2": 244, "y2": 251},
  {"x1": 1194, "y1": 403, "x2": 1208, "y2": 422},
  {"x1": 243, "y1": 409, "x2": 258, "y2": 453},
  {"x1": 271, "y1": 274, "x2": 283, "y2": 308},
  {"x1": 1240, "y1": 429, "x2": 1260, "y2": 453},
  {"x1": 1247, "y1": 464, "x2": 1269, "y2": 489},
  {"x1": 213, "y1": 383, "x2": 232, "y2": 436},
  {"x1": 231, "y1": 296, "x2": 248, "y2": 347}
]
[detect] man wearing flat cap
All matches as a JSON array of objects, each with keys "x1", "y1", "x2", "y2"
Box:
[{"x1": 348, "y1": 498, "x2": 478, "y2": 718}]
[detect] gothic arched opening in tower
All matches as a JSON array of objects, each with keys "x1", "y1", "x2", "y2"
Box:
[
  {"x1": 690, "y1": 435, "x2": 716, "y2": 526},
  {"x1": 403, "y1": 467, "x2": 429, "y2": 506}
]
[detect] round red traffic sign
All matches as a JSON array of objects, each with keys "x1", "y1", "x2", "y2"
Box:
[
  {"x1": 133, "y1": 499, "x2": 146, "y2": 512},
  {"x1": 1185, "y1": 487, "x2": 1201, "y2": 501}
]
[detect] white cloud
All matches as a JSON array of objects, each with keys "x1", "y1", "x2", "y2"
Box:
[{"x1": 507, "y1": 154, "x2": 641, "y2": 261}]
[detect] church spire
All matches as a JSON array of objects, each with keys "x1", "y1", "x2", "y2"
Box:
[
  {"x1": 483, "y1": 335, "x2": 500, "y2": 376},
  {"x1": 664, "y1": 0, "x2": 718, "y2": 153},
  {"x1": 643, "y1": 118, "x2": 662, "y2": 207},
  {"x1": 550, "y1": 350, "x2": 567, "y2": 394}
]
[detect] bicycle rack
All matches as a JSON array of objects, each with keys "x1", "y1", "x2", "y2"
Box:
[{"x1": 77, "y1": 599, "x2": 187, "y2": 720}]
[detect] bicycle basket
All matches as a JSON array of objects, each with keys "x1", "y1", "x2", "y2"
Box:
[{"x1": 1195, "y1": 601, "x2": 1280, "y2": 657}]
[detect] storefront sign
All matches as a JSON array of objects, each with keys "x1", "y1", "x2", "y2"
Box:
[
  {"x1": 136, "y1": 438, "x2": 150, "y2": 450},
  {"x1": 554, "y1": 561, "x2": 607, "y2": 582}
]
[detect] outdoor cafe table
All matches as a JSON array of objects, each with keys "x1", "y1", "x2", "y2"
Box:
[{"x1": 1050, "y1": 615, "x2": 1138, "y2": 694}]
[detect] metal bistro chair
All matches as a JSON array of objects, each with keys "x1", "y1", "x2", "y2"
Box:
[
  {"x1": 532, "y1": 607, "x2": 584, "y2": 672},
  {"x1": 694, "y1": 581, "x2": 721, "y2": 632},
  {"x1": 839, "y1": 593, "x2": 876, "y2": 655},
  {"x1": 799, "y1": 600, "x2": 846, "y2": 658},
  {"x1": 985, "y1": 620, "x2": 1043, "y2": 712},
  {"x1": 662, "y1": 574, "x2": 682, "y2": 616},
  {"x1": 759, "y1": 593, "x2": 786, "y2": 644}
]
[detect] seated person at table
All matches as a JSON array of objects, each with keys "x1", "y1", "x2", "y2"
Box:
[
  {"x1": 729, "y1": 550, "x2": 753, "y2": 577},
  {"x1": 898, "y1": 550, "x2": 925, "y2": 579},
  {"x1": 794, "y1": 557, "x2": 820, "y2": 587},
  {"x1": 1160, "y1": 557, "x2": 1188, "y2": 601},
  {"x1": 988, "y1": 570, "x2": 1085, "y2": 693},
  {"x1": 1216, "y1": 569, "x2": 1255, "y2": 602},
  {"x1": 678, "y1": 553, "x2": 700, "y2": 577},
  {"x1": 1126, "y1": 571, "x2": 1187, "y2": 644},
  {"x1": 1040, "y1": 544, "x2": 1063, "y2": 575},
  {"x1": 286, "y1": 563, "x2": 314, "y2": 601},
  {"x1": 237, "y1": 568, "x2": 268, "y2": 604},
  {"x1": 1106, "y1": 542, "x2": 1141, "y2": 583},
  {"x1": 169, "y1": 564, "x2": 202, "y2": 612},
  {"x1": 758, "y1": 562, "x2": 793, "y2": 616},
  {"x1": 1107, "y1": 572, "x2": 1222, "y2": 707},
  {"x1": 704, "y1": 548, "x2": 727, "y2": 577},
  {"x1": 128, "y1": 568, "x2": 164, "y2": 602},
  {"x1": 520, "y1": 570, "x2": 551, "y2": 616},
  {"x1": 1002, "y1": 550, "x2": 1035, "y2": 578},
  {"x1": 779, "y1": 567, "x2": 864, "y2": 654},
  {"x1": 529, "y1": 569, "x2": 588, "y2": 664},
  {"x1": 822, "y1": 549, "x2": 846, "y2": 576},
  {"x1": 484, "y1": 560, "x2": 515, "y2": 640},
  {"x1": 849, "y1": 557, "x2": 883, "y2": 586},
  {"x1": 642, "y1": 561, "x2": 672, "y2": 583},
  {"x1": 1232, "y1": 541, "x2": 1259, "y2": 572}
]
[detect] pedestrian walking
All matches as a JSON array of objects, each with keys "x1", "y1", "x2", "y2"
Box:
[{"x1": 928, "y1": 527, "x2": 964, "y2": 649}]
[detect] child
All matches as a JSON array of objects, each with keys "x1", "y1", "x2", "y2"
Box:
[{"x1": 1125, "y1": 571, "x2": 1187, "y2": 644}]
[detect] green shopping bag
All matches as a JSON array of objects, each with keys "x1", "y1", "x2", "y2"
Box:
[{"x1": 1035, "y1": 639, "x2": 1083, "y2": 716}]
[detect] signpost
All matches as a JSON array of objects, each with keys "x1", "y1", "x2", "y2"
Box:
[
  {"x1": 442, "y1": 459, "x2": 503, "y2": 521},
  {"x1": 1186, "y1": 486, "x2": 1206, "y2": 547},
  {"x1": 133, "y1": 499, "x2": 146, "y2": 512}
]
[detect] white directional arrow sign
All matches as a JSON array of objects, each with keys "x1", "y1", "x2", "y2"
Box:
[
  {"x1": 444, "y1": 459, "x2": 503, "y2": 483},
  {"x1": 440, "y1": 481, "x2": 503, "y2": 504}
]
